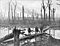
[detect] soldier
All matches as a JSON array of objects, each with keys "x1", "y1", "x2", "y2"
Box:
[
  {"x1": 13, "y1": 26, "x2": 25, "y2": 35},
  {"x1": 40, "y1": 25, "x2": 44, "y2": 33},
  {"x1": 35, "y1": 26, "x2": 39, "y2": 32},
  {"x1": 13, "y1": 26, "x2": 17, "y2": 34},
  {"x1": 13, "y1": 26, "x2": 20, "y2": 46},
  {"x1": 28, "y1": 27, "x2": 32, "y2": 34}
]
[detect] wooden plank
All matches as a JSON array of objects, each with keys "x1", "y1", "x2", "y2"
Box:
[{"x1": 2, "y1": 33, "x2": 50, "y2": 44}]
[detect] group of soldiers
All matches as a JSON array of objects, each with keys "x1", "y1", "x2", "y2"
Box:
[
  {"x1": 13, "y1": 25, "x2": 47, "y2": 36},
  {"x1": 12, "y1": 25, "x2": 50, "y2": 46},
  {"x1": 0, "y1": 25, "x2": 50, "y2": 46}
]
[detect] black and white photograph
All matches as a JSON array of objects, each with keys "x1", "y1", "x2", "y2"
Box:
[{"x1": 0, "y1": 0, "x2": 60, "y2": 46}]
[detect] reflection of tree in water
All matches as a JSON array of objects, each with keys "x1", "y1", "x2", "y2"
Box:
[
  {"x1": 22, "y1": 33, "x2": 50, "y2": 46},
  {"x1": 22, "y1": 33, "x2": 60, "y2": 46},
  {"x1": 40, "y1": 33, "x2": 49, "y2": 44}
]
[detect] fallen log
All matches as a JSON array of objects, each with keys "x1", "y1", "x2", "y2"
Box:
[
  {"x1": 0, "y1": 33, "x2": 13, "y2": 43},
  {"x1": 0, "y1": 31, "x2": 25, "y2": 43},
  {"x1": 2, "y1": 33, "x2": 50, "y2": 43}
]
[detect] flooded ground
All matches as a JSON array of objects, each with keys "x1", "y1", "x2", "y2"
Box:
[
  {"x1": 0, "y1": 27, "x2": 60, "y2": 39},
  {"x1": 0, "y1": 27, "x2": 60, "y2": 46}
]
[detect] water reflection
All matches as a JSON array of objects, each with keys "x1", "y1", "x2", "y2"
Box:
[
  {"x1": 0, "y1": 27, "x2": 60, "y2": 46},
  {"x1": 0, "y1": 27, "x2": 60, "y2": 40}
]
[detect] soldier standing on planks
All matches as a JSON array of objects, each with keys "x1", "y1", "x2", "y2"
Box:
[
  {"x1": 28, "y1": 27, "x2": 32, "y2": 35},
  {"x1": 40, "y1": 25, "x2": 44, "y2": 33},
  {"x1": 35, "y1": 26, "x2": 39, "y2": 33},
  {"x1": 13, "y1": 26, "x2": 25, "y2": 46},
  {"x1": 27, "y1": 27, "x2": 32, "y2": 46},
  {"x1": 13, "y1": 26, "x2": 20, "y2": 46}
]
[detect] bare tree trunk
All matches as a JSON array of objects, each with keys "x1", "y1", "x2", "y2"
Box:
[
  {"x1": 49, "y1": 5, "x2": 51, "y2": 21},
  {"x1": 14, "y1": 3, "x2": 17, "y2": 21},
  {"x1": 22, "y1": 6, "x2": 24, "y2": 20},
  {"x1": 41, "y1": 8, "x2": 43, "y2": 20},
  {"x1": 32, "y1": 10, "x2": 34, "y2": 20},
  {"x1": 42, "y1": 0, "x2": 46, "y2": 20},
  {"x1": 8, "y1": 2, "x2": 11, "y2": 22},
  {"x1": 48, "y1": 0, "x2": 51, "y2": 21},
  {"x1": 11, "y1": 5, "x2": 14, "y2": 23},
  {"x1": 53, "y1": 8, "x2": 55, "y2": 22}
]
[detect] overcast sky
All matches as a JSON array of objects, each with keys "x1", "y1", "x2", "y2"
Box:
[{"x1": 0, "y1": 0, "x2": 60, "y2": 18}]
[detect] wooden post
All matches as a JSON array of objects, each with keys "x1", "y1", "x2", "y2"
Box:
[{"x1": 13, "y1": 27, "x2": 20, "y2": 46}]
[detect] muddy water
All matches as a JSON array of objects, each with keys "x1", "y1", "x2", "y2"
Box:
[
  {"x1": 0, "y1": 27, "x2": 60, "y2": 46},
  {"x1": 0, "y1": 33, "x2": 50, "y2": 46}
]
